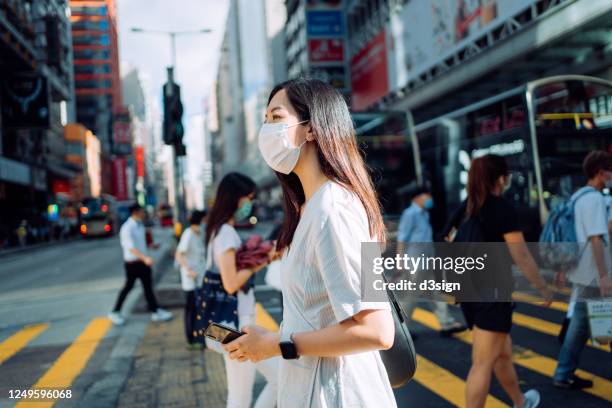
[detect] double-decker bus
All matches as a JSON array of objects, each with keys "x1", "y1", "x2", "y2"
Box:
[
  {"x1": 354, "y1": 75, "x2": 612, "y2": 240},
  {"x1": 79, "y1": 195, "x2": 118, "y2": 237}
]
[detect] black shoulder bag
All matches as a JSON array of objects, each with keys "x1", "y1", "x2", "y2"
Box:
[{"x1": 379, "y1": 272, "x2": 417, "y2": 388}]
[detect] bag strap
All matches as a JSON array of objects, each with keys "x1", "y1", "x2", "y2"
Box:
[{"x1": 571, "y1": 186, "x2": 599, "y2": 210}]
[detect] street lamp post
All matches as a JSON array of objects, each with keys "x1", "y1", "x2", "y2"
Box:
[{"x1": 130, "y1": 27, "x2": 211, "y2": 229}]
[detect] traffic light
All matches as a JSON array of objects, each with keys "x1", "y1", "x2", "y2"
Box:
[{"x1": 163, "y1": 82, "x2": 184, "y2": 145}]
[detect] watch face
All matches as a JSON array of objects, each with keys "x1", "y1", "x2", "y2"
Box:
[{"x1": 280, "y1": 341, "x2": 298, "y2": 359}]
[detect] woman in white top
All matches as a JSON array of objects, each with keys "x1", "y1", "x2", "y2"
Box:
[
  {"x1": 175, "y1": 210, "x2": 207, "y2": 346},
  {"x1": 223, "y1": 78, "x2": 397, "y2": 407},
  {"x1": 205, "y1": 172, "x2": 279, "y2": 408}
]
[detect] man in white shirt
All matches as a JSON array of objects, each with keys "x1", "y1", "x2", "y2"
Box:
[
  {"x1": 175, "y1": 210, "x2": 207, "y2": 346},
  {"x1": 553, "y1": 151, "x2": 612, "y2": 389},
  {"x1": 108, "y1": 204, "x2": 173, "y2": 325}
]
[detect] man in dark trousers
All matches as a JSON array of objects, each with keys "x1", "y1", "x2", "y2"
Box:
[{"x1": 108, "y1": 204, "x2": 173, "y2": 325}]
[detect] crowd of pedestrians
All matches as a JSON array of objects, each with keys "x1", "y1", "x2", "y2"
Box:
[{"x1": 105, "y1": 76, "x2": 611, "y2": 408}]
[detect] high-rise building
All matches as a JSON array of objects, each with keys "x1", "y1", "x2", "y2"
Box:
[
  {"x1": 69, "y1": 0, "x2": 122, "y2": 157},
  {"x1": 1, "y1": 0, "x2": 76, "y2": 245},
  {"x1": 285, "y1": 0, "x2": 349, "y2": 97}
]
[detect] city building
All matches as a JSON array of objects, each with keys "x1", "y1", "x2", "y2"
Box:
[
  {"x1": 69, "y1": 0, "x2": 123, "y2": 194},
  {"x1": 285, "y1": 0, "x2": 350, "y2": 97},
  {"x1": 0, "y1": 0, "x2": 76, "y2": 245},
  {"x1": 64, "y1": 123, "x2": 101, "y2": 201},
  {"x1": 344, "y1": 0, "x2": 612, "y2": 237}
]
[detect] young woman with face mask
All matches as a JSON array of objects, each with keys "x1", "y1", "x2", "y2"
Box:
[
  {"x1": 222, "y1": 78, "x2": 396, "y2": 407},
  {"x1": 204, "y1": 172, "x2": 279, "y2": 408}
]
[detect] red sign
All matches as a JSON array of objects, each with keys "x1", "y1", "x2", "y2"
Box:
[
  {"x1": 111, "y1": 157, "x2": 128, "y2": 200},
  {"x1": 350, "y1": 30, "x2": 389, "y2": 111},
  {"x1": 134, "y1": 146, "x2": 145, "y2": 178},
  {"x1": 308, "y1": 39, "x2": 344, "y2": 63},
  {"x1": 113, "y1": 121, "x2": 131, "y2": 144},
  {"x1": 52, "y1": 180, "x2": 71, "y2": 195}
]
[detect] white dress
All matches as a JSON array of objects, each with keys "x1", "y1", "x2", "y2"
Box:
[{"x1": 278, "y1": 181, "x2": 397, "y2": 408}]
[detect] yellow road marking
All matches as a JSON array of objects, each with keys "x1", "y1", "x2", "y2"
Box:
[
  {"x1": 414, "y1": 354, "x2": 508, "y2": 408},
  {"x1": 512, "y1": 292, "x2": 568, "y2": 312},
  {"x1": 15, "y1": 317, "x2": 111, "y2": 408},
  {"x1": 512, "y1": 312, "x2": 607, "y2": 352},
  {"x1": 413, "y1": 308, "x2": 612, "y2": 402},
  {"x1": 0, "y1": 323, "x2": 49, "y2": 365},
  {"x1": 256, "y1": 302, "x2": 279, "y2": 332}
]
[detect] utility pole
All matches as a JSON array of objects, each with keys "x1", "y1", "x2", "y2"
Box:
[{"x1": 131, "y1": 27, "x2": 211, "y2": 230}]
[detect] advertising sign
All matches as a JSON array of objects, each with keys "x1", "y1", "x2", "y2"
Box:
[
  {"x1": 308, "y1": 39, "x2": 344, "y2": 63},
  {"x1": 111, "y1": 157, "x2": 128, "y2": 201},
  {"x1": 392, "y1": 0, "x2": 537, "y2": 89},
  {"x1": 1, "y1": 74, "x2": 50, "y2": 128},
  {"x1": 306, "y1": 10, "x2": 343, "y2": 37},
  {"x1": 350, "y1": 30, "x2": 389, "y2": 111}
]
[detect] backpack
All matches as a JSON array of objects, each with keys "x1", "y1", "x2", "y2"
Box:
[{"x1": 539, "y1": 187, "x2": 597, "y2": 271}]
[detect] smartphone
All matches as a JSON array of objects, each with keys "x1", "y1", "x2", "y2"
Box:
[{"x1": 204, "y1": 322, "x2": 244, "y2": 344}]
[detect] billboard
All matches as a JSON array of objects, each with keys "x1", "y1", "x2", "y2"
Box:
[
  {"x1": 308, "y1": 39, "x2": 344, "y2": 63},
  {"x1": 350, "y1": 30, "x2": 389, "y2": 111},
  {"x1": 1, "y1": 74, "x2": 50, "y2": 128},
  {"x1": 392, "y1": 0, "x2": 537, "y2": 88},
  {"x1": 111, "y1": 157, "x2": 128, "y2": 201},
  {"x1": 306, "y1": 10, "x2": 344, "y2": 37}
]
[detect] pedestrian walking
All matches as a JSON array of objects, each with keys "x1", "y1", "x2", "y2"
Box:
[
  {"x1": 203, "y1": 172, "x2": 279, "y2": 408},
  {"x1": 397, "y1": 185, "x2": 467, "y2": 338},
  {"x1": 175, "y1": 210, "x2": 207, "y2": 347},
  {"x1": 222, "y1": 78, "x2": 396, "y2": 407},
  {"x1": 452, "y1": 154, "x2": 552, "y2": 408},
  {"x1": 108, "y1": 204, "x2": 173, "y2": 326},
  {"x1": 553, "y1": 150, "x2": 612, "y2": 389}
]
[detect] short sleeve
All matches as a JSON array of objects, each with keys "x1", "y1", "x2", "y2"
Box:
[
  {"x1": 176, "y1": 229, "x2": 191, "y2": 253},
  {"x1": 397, "y1": 209, "x2": 414, "y2": 243},
  {"x1": 576, "y1": 193, "x2": 608, "y2": 239},
  {"x1": 213, "y1": 224, "x2": 241, "y2": 258},
  {"x1": 314, "y1": 212, "x2": 389, "y2": 323}
]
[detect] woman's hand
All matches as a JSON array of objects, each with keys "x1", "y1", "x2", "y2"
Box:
[
  {"x1": 187, "y1": 268, "x2": 198, "y2": 279},
  {"x1": 268, "y1": 240, "x2": 283, "y2": 263},
  {"x1": 223, "y1": 325, "x2": 281, "y2": 363}
]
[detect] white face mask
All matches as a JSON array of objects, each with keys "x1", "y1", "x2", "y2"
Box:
[{"x1": 258, "y1": 120, "x2": 308, "y2": 174}]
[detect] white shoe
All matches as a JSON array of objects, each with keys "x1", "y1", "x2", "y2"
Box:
[
  {"x1": 108, "y1": 312, "x2": 125, "y2": 326},
  {"x1": 151, "y1": 308, "x2": 173, "y2": 322},
  {"x1": 515, "y1": 389, "x2": 540, "y2": 408}
]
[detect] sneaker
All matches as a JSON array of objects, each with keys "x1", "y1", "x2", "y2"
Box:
[
  {"x1": 553, "y1": 375, "x2": 594, "y2": 390},
  {"x1": 107, "y1": 312, "x2": 125, "y2": 326},
  {"x1": 514, "y1": 389, "x2": 540, "y2": 408},
  {"x1": 151, "y1": 308, "x2": 173, "y2": 322}
]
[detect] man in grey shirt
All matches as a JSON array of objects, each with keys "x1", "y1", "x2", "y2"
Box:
[
  {"x1": 397, "y1": 186, "x2": 466, "y2": 337},
  {"x1": 553, "y1": 151, "x2": 612, "y2": 389}
]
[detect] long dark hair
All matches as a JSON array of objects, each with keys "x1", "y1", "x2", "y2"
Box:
[
  {"x1": 269, "y1": 77, "x2": 386, "y2": 250},
  {"x1": 466, "y1": 154, "x2": 509, "y2": 217},
  {"x1": 205, "y1": 172, "x2": 256, "y2": 245}
]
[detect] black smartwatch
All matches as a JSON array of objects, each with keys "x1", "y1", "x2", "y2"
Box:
[{"x1": 279, "y1": 334, "x2": 299, "y2": 360}]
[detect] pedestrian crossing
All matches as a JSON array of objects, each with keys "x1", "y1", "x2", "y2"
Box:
[{"x1": 0, "y1": 296, "x2": 610, "y2": 407}]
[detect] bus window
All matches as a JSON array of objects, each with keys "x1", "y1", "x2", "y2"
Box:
[{"x1": 533, "y1": 79, "x2": 612, "y2": 210}]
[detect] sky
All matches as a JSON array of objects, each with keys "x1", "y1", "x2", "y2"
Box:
[{"x1": 116, "y1": 0, "x2": 230, "y2": 198}]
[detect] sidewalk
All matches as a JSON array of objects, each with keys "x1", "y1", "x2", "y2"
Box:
[{"x1": 117, "y1": 309, "x2": 228, "y2": 408}]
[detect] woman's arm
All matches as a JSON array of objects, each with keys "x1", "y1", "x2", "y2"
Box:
[
  {"x1": 217, "y1": 248, "x2": 266, "y2": 295},
  {"x1": 223, "y1": 308, "x2": 394, "y2": 362},
  {"x1": 504, "y1": 231, "x2": 552, "y2": 303}
]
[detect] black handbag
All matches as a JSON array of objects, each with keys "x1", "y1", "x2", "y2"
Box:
[{"x1": 379, "y1": 273, "x2": 417, "y2": 388}]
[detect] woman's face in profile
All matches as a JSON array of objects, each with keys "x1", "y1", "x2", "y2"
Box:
[{"x1": 265, "y1": 89, "x2": 308, "y2": 147}]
